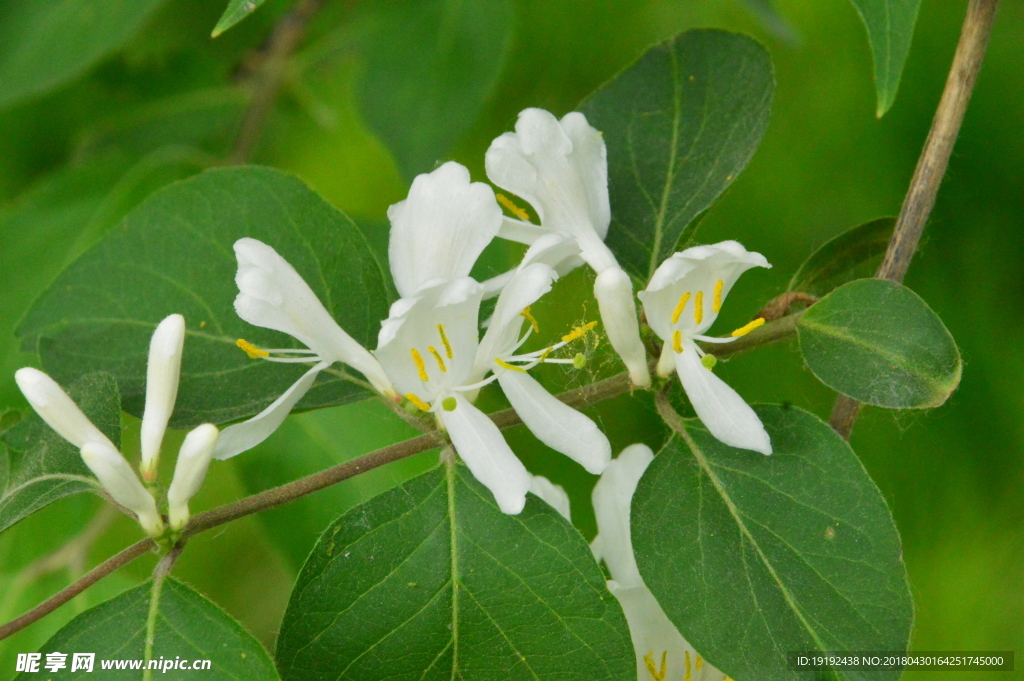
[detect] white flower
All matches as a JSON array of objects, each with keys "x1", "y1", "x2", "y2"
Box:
[
  {"x1": 486, "y1": 108, "x2": 651, "y2": 387},
  {"x1": 214, "y1": 237, "x2": 397, "y2": 460},
  {"x1": 638, "y1": 241, "x2": 772, "y2": 455},
  {"x1": 592, "y1": 444, "x2": 729, "y2": 681},
  {"x1": 14, "y1": 314, "x2": 219, "y2": 537},
  {"x1": 528, "y1": 474, "x2": 571, "y2": 521}
]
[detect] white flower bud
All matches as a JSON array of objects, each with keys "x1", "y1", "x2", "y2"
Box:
[
  {"x1": 140, "y1": 314, "x2": 186, "y2": 481},
  {"x1": 593, "y1": 267, "x2": 651, "y2": 387},
  {"x1": 80, "y1": 442, "x2": 163, "y2": 537},
  {"x1": 15, "y1": 368, "x2": 116, "y2": 450},
  {"x1": 167, "y1": 424, "x2": 219, "y2": 531}
]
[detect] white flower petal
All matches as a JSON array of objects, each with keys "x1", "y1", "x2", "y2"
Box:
[
  {"x1": 497, "y1": 371, "x2": 610, "y2": 475},
  {"x1": 167, "y1": 423, "x2": 219, "y2": 530},
  {"x1": 474, "y1": 263, "x2": 557, "y2": 378},
  {"x1": 594, "y1": 267, "x2": 651, "y2": 387},
  {"x1": 498, "y1": 216, "x2": 547, "y2": 245},
  {"x1": 559, "y1": 112, "x2": 610, "y2": 239},
  {"x1": 528, "y1": 475, "x2": 571, "y2": 521},
  {"x1": 590, "y1": 443, "x2": 653, "y2": 587},
  {"x1": 387, "y1": 162, "x2": 502, "y2": 297},
  {"x1": 439, "y1": 393, "x2": 530, "y2": 515},
  {"x1": 675, "y1": 343, "x2": 772, "y2": 455},
  {"x1": 212, "y1": 361, "x2": 327, "y2": 460},
  {"x1": 14, "y1": 368, "x2": 115, "y2": 450},
  {"x1": 80, "y1": 441, "x2": 163, "y2": 537},
  {"x1": 140, "y1": 314, "x2": 185, "y2": 479}
]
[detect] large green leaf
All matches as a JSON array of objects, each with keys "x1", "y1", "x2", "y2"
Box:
[
  {"x1": 0, "y1": 0, "x2": 167, "y2": 110},
  {"x1": 276, "y1": 462, "x2": 634, "y2": 680},
  {"x1": 788, "y1": 217, "x2": 896, "y2": 297},
  {"x1": 633, "y1": 405, "x2": 913, "y2": 681},
  {"x1": 358, "y1": 0, "x2": 513, "y2": 181},
  {"x1": 212, "y1": 0, "x2": 268, "y2": 38},
  {"x1": 19, "y1": 577, "x2": 279, "y2": 679},
  {"x1": 582, "y1": 29, "x2": 774, "y2": 282},
  {"x1": 0, "y1": 373, "x2": 120, "y2": 536},
  {"x1": 797, "y1": 278, "x2": 961, "y2": 408},
  {"x1": 848, "y1": 0, "x2": 922, "y2": 117},
  {"x1": 18, "y1": 166, "x2": 391, "y2": 428}
]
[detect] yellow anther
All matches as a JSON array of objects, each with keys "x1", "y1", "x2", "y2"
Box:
[
  {"x1": 671, "y1": 292, "x2": 691, "y2": 324},
  {"x1": 685, "y1": 651, "x2": 692, "y2": 681},
  {"x1": 693, "y1": 290, "x2": 704, "y2": 325},
  {"x1": 731, "y1": 317, "x2": 766, "y2": 337},
  {"x1": 436, "y1": 324, "x2": 453, "y2": 359},
  {"x1": 521, "y1": 306, "x2": 539, "y2": 333},
  {"x1": 643, "y1": 651, "x2": 668, "y2": 681},
  {"x1": 713, "y1": 279, "x2": 724, "y2": 313},
  {"x1": 236, "y1": 339, "x2": 269, "y2": 359},
  {"x1": 672, "y1": 330, "x2": 683, "y2": 353},
  {"x1": 405, "y1": 393, "x2": 431, "y2": 411},
  {"x1": 495, "y1": 358, "x2": 527, "y2": 373},
  {"x1": 410, "y1": 348, "x2": 429, "y2": 382},
  {"x1": 561, "y1": 321, "x2": 598, "y2": 342},
  {"x1": 696, "y1": 655, "x2": 704, "y2": 670},
  {"x1": 428, "y1": 346, "x2": 447, "y2": 373},
  {"x1": 496, "y1": 193, "x2": 530, "y2": 221}
]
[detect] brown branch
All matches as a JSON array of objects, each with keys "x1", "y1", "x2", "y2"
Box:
[
  {"x1": 756, "y1": 291, "x2": 818, "y2": 322},
  {"x1": 830, "y1": 0, "x2": 999, "y2": 438}
]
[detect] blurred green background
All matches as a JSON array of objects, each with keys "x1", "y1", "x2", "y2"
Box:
[{"x1": 0, "y1": 0, "x2": 1020, "y2": 678}]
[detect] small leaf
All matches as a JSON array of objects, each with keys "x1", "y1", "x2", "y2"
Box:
[
  {"x1": 788, "y1": 217, "x2": 896, "y2": 296},
  {"x1": 797, "y1": 278, "x2": 961, "y2": 408},
  {"x1": 212, "y1": 0, "x2": 268, "y2": 38},
  {"x1": 358, "y1": 0, "x2": 514, "y2": 181},
  {"x1": 634, "y1": 405, "x2": 913, "y2": 681},
  {"x1": 0, "y1": 373, "x2": 119, "y2": 536},
  {"x1": 275, "y1": 462, "x2": 634, "y2": 680},
  {"x1": 20, "y1": 578, "x2": 279, "y2": 679},
  {"x1": 848, "y1": 0, "x2": 923, "y2": 116},
  {"x1": 582, "y1": 29, "x2": 774, "y2": 282},
  {"x1": 18, "y1": 166, "x2": 391, "y2": 428},
  {"x1": 0, "y1": 0, "x2": 167, "y2": 110}
]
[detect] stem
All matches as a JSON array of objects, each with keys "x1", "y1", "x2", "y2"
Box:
[
  {"x1": 830, "y1": 0, "x2": 999, "y2": 438},
  {"x1": 143, "y1": 544, "x2": 184, "y2": 681}
]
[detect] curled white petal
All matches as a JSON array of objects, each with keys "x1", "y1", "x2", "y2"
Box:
[
  {"x1": 594, "y1": 267, "x2": 651, "y2": 387},
  {"x1": 529, "y1": 475, "x2": 571, "y2": 521},
  {"x1": 213, "y1": 362, "x2": 327, "y2": 460},
  {"x1": 140, "y1": 314, "x2": 185, "y2": 480},
  {"x1": 675, "y1": 343, "x2": 772, "y2": 455},
  {"x1": 167, "y1": 424, "x2": 219, "y2": 530},
  {"x1": 590, "y1": 443, "x2": 654, "y2": 588},
  {"x1": 80, "y1": 442, "x2": 163, "y2": 537},
  {"x1": 497, "y1": 371, "x2": 610, "y2": 475},
  {"x1": 439, "y1": 393, "x2": 530, "y2": 515},
  {"x1": 14, "y1": 368, "x2": 115, "y2": 450},
  {"x1": 474, "y1": 264, "x2": 557, "y2": 379}
]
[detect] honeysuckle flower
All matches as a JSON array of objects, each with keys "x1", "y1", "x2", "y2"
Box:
[
  {"x1": 14, "y1": 314, "x2": 219, "y2": 538},
  {"x1": 592, "y1": 444, "x2": 729, "y2": 681},
  {"x1": 486, "y1": 107, "x2": 651, "y2": 388},
  {"x1": 528, "y1": 474, "x2": 571, "y2": 521},
  {"x1": 214, "y1": 237, "x2": 397, "y2": 460},
  {"x1": 638, "y1": 241, "x2": 772, "y2": 455}
]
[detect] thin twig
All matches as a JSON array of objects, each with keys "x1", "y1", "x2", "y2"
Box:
[{"x1": 830, "y1": 0, "x2": 1000, "y2": 438}]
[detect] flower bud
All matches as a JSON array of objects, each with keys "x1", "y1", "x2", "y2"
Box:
[
  {"x1": 15, "y1": 368, "x2": 115, "y2": 450},
  {"x1": 167, "y1": 424, "x2": 219, "y2": 531},
  {"x1": 80, "y1": 442, "x2": 163, "y2": 537},
  {"x1": 140, "y1": 314, "x2": 186, "y2": 481},
  {"x1": 593, "y1": 267, "x2": 651, "y2": 387}
]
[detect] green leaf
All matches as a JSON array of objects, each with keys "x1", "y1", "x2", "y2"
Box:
[
  {"x1": 276, "y1": 462, "x2": 634, "y2": 680},
  {"x1": 18, "y1": 166, "x2": 391, "y2": 428},
  {"x1": 581, "y1": 29, "x2": 774, "y2": 282},
  {"x1": 0, "y1": 373, "x2": 120, "y2": 535},
  {"x1": 797, "y1": 278, "x2": 961, "y2": 408},
  {"x1": 633, "y1": 405, "x2": 913, "y2": 681},
  {"x1": 20, "y1": 577, "x2": 279, "y2": 679},
  {"x1": 0, "y1": 0, "x2": 167, "y2": 110},
  {"x1": 848, "y1": 0, "x2": 923, "y2": 116},
  {"x1": 358, "y1": 0, "x2": 513, "y2": 181},
  {"x1": 788, "y1": 217, "x2": 896, "y2": 297},
  {"x1": 212, "y1": 0, "x2": 268, "y2": 38}
]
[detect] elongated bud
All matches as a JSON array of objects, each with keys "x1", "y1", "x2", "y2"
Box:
[
  {"x1": 15, "y1": 368, "x2": 116, "y2": 450},
  {"x1": 80, "y1": 442, "x2": 163, "y2": 537},
  {"x1": 167, "y1": 424, "x2": 219, "y2": 531},
  {"x1": 140, "y1": 314, "x2": 186, "y2": 482},
  {"x1": 593, "y1": 267, "x2": 651, "y2": 387}
]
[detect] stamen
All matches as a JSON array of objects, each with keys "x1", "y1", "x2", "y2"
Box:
[
  {"x1": 713, "y1": 279, "x2": 724, "y2": 313},
  {"x1": 731, "y1": 317, "x2": 766, "y2": 337},
  {"x1": 496, "y1": 193, "x2": 530, "y2": 221},
  {"x1": 561, "y1": 321, "x2": 598, "y2": 342},
  {"x1": 693, "y1": 291, "x2": 704, "y2": 325},
  {"x1": 405, "y1": 393, "x2": 431, "y2": 411},
  {"x1": 685, "y1": 651, "x2": 692, "y2": 681},
  {"x1": 660, "y1": 651, "x2": 668, "y2": 680},
  {"x1": 643, "y1": 651, "x2": 666, "y2": 681},
  {"x1": 695, "y1": 655, "x2": 704, "y2": 670},
  {"x1": 437, "y1": 324, "x2": 453, "y2": 359},
  {"x1": 236, "y1": 339, "x2": 269, "y2": 359},
  {"x1": 495, "y1": 358, "x2": 527, "y2": 373},
  {"x1": 671, "y1": 292, "x2": 691, "y2": 324},
  {"x1": 672, "y1": 330, "x2": 683, "y2": 353},
  {"x1": 521, "y1": 306, "x2": 540, "y2": 332},
  {"x1": 428, "y1": 346, "x2": 447, "y2": 372},
  {"x1": 411, "y1": 348, "x2": 429, "y2": 382}
]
